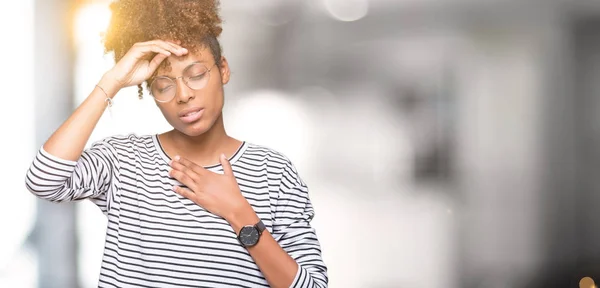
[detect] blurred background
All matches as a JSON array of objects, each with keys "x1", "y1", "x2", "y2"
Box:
[{"x1": 3, "y1": 0, "x2": 600, "y2": 287}]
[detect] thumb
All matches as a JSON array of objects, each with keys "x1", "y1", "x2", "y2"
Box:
[
  {"x1": 147, "y1": 53, "x2": 169, "y2": 76},
  {"x1": 220, "y1": 153, "x2": 234, "y2": 176}
]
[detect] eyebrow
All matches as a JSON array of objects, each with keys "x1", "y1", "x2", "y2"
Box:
[{"x1": 154, "y1": 60, "x2": 207, "y2": 78}]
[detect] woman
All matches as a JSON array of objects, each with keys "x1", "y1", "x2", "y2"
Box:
[{"x1": 24, "y1": 0, "x2": 328, "y2": 287}]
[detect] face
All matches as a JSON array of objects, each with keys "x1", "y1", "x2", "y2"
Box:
[
  {"x1": 239, "y1": 226, "x2": 260, "y2": 246},
  {"x1": 151, "y1": 46, "x2": 230, "y2": 137}
]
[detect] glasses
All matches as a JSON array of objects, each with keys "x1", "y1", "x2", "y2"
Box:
[{"x1": 149, "y1": 62, "x2": 217, "y2": 103}]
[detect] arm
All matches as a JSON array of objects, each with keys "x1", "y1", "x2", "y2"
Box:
[
  {"x1": 25, "y1": 138, "x2": 120, "y2": 205},
  {"x1": 41, "y1": 77, "x2": 119, "y2": 162},
  {"x1": 42, "y1": 39, "x2": 187, "y2": 161},
  {"x1": 168, "y1": 154, "x2": 328, "y2": 287},
  {"x1": 24, "y1": 73, "x2": 121, "y2": 206},
  {"x1": 25, "y1": 40, "x2": 187, "y2": 204},
  {"x1": 228, "y1": 163, "x2": 328, "y2": 288}
]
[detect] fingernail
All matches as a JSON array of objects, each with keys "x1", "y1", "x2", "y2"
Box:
[
  {"x1": 174, "y1": 155, "x2": 180, "y2": 161},
  {"x1": 220, "y1": 153, "x2": 226, "y2": 159}
]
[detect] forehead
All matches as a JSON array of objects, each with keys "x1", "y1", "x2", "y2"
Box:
[{"x1": 156, "y1": 46, "x2": 213, "y2": 76}]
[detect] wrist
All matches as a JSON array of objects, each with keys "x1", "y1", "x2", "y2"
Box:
[
  {"x1": 98, "y1": 72, "x2": 122, "y2": 99},
  {"x1": 228, "y1": 205, "x2": 259, "y2": 234}
]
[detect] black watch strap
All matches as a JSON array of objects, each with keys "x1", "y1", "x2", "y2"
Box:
[{"x1": 255, "y1": 219, "x2": 266, "y2": 234}]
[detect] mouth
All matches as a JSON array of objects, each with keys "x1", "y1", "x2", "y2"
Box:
[{"x1": 178, "y1": 108, "x2": 204, "y2": 124}]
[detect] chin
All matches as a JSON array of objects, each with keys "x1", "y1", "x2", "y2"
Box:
[
  {"x1": 182, "y1": 128, "x2": 209, "y2": 137},
  {"x1": 173, "y1": 119, "x2": 214, "y2": 137}
]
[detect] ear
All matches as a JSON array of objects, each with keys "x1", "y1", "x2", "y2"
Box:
[{"x1": 219, "y1": 56, "x2": 231, "y2": 85}]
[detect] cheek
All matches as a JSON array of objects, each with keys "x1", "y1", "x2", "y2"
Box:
[
  {"x1": 204, "y1": 87, "x2": 225, "y2": 111},
  {"x1": 156, "y1": 104, "x2": 179, "y2": 124},
  {"x1": 155, "y1": 86, "x2": 224, "y2": 119}
]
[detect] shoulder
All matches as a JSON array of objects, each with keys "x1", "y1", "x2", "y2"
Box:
[
  {"x1": 90, "y1": 133, "x2": 155, "y2": 152},
  {"x1": 93, "y1": 133, "x2": 153, "y2": 145},
  {"x1": 242, "y1": 142, "x2": 295, "y2": 170},
  {"x1": 240, "y1": 142, "x2": 305, "y2": 184}
]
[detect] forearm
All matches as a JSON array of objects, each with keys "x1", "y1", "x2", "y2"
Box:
[
  {"x1": 27, "y1": 131, "x2": 120, "y2": 202},
  {"x1": 43, "y1": 75, "x2": 120, "y2": 161},
  {"x1": 229, "y1": 210, "x2": 299, "y2": 288}
]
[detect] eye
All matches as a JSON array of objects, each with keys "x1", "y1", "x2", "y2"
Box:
[
  {"x1": 151, "y1": 78, "x2": 175, "y2": 93},
  {"x1": 188, "y1": 72, "x2": 207, "y2": 81},
  {"x1": 158, "y1": 86, "x2": 174, "y2": 93}
]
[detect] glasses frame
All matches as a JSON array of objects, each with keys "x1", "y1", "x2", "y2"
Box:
[{"x1": 149, "y1": 61, "x2": 218, "y2": 103}]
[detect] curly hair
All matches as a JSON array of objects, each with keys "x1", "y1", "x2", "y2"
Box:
[{"x1": 102, "y1": 0, "x2": 224, "y2": 98}]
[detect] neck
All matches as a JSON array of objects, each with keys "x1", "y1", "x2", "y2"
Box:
[{"x1": 167, "y1": 113, "x2": 235, "y2": 166}]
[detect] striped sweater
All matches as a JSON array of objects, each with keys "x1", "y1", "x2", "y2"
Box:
[{"x1": 25, "y1": 133, "x2": 328, "y2": 287}]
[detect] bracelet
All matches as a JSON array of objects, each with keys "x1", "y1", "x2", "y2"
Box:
[{"x1": 96, "y1": 84, "x2": 113, "y2": 107}]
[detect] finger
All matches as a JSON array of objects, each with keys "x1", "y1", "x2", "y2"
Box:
[
  {"x1": 147, "y1": 53, "x2": 169, "y2": 74},
  {"x1": 172, "y1": 185, "x2": 195, "y2": 199},
  {"x1": 172, "y1": 155, "x2": 206, "y2": 177},
  {"x1": 219, "y1": 153, "x2": 234, "y2": 177},
  {"x1": 162, "y1": 40, "x2": 188, "y2": 55},
  {"x1": 133, "y1": 42, "x2": 171, "y2": 57},
  {"x1": 150, "y1": 39, "x2": 186, "y2": 51},
  {"x1": 145, "y1": 40, "x2": 187, "y2": 56},
  {"x1": 169, "y1": 165, "x2": 198, "y2": 190}
]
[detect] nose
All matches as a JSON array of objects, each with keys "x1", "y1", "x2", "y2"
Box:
[{"x1": 175, "y1": 77, "x2": 194, "y2": 103}]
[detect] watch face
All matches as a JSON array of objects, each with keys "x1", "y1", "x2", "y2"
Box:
[{"x1": 239, "y1": 226, "x2": 260, "y2": 246}]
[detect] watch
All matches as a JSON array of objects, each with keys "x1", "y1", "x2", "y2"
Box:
[{"x1": 237, "y1": 220, "x2": 266, "y2": 247}]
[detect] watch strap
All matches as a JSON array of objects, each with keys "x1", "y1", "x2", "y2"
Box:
[{"x1": 255, "y1": 220, "x2": 266, "y2": 234}]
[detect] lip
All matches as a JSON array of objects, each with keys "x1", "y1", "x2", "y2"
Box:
[
  {"x1": 178, "y1": 107, "x2": 204, "y2": 124},
  {"x1": 178, "y1": 107, "x2": 204, "y2": 117}
]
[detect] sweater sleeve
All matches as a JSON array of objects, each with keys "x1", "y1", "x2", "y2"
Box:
[
  {"x1": 25, "y1": 137, "x2": 120, "y2": 213},
  {"x1": 272, "y1": 161, "x2": 328, "y2": 288}
]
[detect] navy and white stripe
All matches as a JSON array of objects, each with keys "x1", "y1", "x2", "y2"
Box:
[{"x1": 25, "y1": 133, "x2": 328, "y2": 287}]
